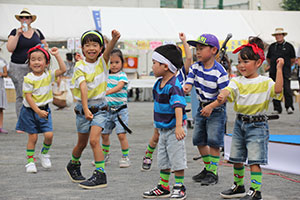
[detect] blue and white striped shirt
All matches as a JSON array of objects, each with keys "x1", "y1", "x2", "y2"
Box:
[
  {"x1": 105, "y1": 71, "x2": 128, "y2": 106},
  {"x1": 185, "y1": 61, "x2": 229, "y2": 102}
]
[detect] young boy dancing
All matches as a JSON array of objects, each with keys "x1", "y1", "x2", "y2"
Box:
[
  {"x1": 183, "y1": 34, "x2": 229, "y2": 186},
  {"x1": 143, "y1": 44, "x2": 187, "y2": 199}
]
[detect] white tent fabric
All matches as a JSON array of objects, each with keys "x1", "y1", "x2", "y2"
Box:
[{"x1": 1, "y1": 4, "x2": 300, "y2": 45}]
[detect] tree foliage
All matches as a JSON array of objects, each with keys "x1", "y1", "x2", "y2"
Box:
[{"x1": 281, "y1": 0, "x2": 300, "y2": 11}]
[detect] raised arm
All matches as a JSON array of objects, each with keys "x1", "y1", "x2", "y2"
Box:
[
  {"x1": 179, "y1": 32, "x2": 192, "y2": 74},
  {"x1": 274, "y1": 58, "x2": 284, "y2": 94},
  {"x1": 7, "y1": 28, "x2": 23, "y2": 52},
  {"x1": 50, "y1": 47, "x2": 66, "y2": 77},
  {"x1": 103, "y1": 30, "x2": 121, "y2": 64}
]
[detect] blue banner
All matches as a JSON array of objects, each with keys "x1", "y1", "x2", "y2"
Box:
[{"x1": 92, "y1": 10, "x2": 102, "y2": 32}]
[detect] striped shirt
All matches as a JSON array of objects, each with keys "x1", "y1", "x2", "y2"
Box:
[
  {"x1": 185, "y1": 60, "x2": 229, "y2": 102},
  {"x1": 106, "y1": 71, "x2": 128, "y2": 106},
  {"x1": 225, "y1": 75, "x2": 283, "y2": 115},
  {"x1": 23, "y1": 70, "x2": 56, "y2": 107},
  {"x1": 72, "y1": 56, "x2": 109, "y2": 101},
  {"x1": 153, "y1": 75, "x2": 187, "y2": 129},
  {"x1": 176, "y1": 66, "x2": 186, "y2": 86}
]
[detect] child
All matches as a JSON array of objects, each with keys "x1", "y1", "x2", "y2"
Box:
[
  {"x1": 141, "y1": 32, "x2": 192, "y2": 171},
  {"x1": 183, "y1": 34, "x2": 229, "y2": 186},
  {"x1": 0, "y1": 57, "x2": 8, "y2": 134},
  {"x1": 143, "y1": 44, "x2": 187, "y2": 199},
  {"x1": 66, "y1": 30, "x2": 120, "y2": 189},
  {"x1": 101, "y1": 49, "x2": 131, "y2": 168},
  {"x1": 218, "y1": 37, "x2": 284, "y2": 200},
  {"x1": 16, "y1": 45, "x2": 66, "y2": 173}
]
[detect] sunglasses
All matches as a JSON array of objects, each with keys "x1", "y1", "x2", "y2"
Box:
[{"x1": 19, "y1": 16, "x2": 32, "y2": 19}]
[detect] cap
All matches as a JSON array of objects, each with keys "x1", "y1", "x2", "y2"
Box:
[{"x1": 187, "y1": 34, "x2": 220, "y2": 50}]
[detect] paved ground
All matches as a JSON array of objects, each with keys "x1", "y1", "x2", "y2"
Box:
[{"x1": 0, "y1": 101, "x2": 300, "y2": 200}]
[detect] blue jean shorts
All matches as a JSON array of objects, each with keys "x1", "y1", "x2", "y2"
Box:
[
  {"x1": 193, "y1": 104, "x2": 226, "y2": 148},
  {"x1": 157, "y1": 126, "x2": 187, "y2": 171},
  {"x1": 75, "y1": 102, "x2": 108, "y2": 133},
  {"x1": 102, "y1": 105, "x2": 129, "y2": 135},
  {"x1": 16, "y1": 105, "x2": 53, "y2": 134},
  {"x1": 229, "y1": 118, "x2": 269, "y2": 165}
]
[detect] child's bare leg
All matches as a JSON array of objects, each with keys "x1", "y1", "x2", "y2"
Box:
[
  {"x1": 118, "y1": 133, "x2": 129, "y2": 151},
  {"x1": 27, "y1": 133, "x2": 38, "y2": 163},
  {"x1": 89, "y1": 126, "x2": 104, "y2": 162},
  {"x1": 118, "y1": 133, "x2": 130, "y2": 167},
  {"x1": 72, "y1": 132, "x2": 89, "y2": 159},
  {"x1": 0, "y1": 109, "x2": 3, "y2": 128},
  {"x1": 141, "y1": 128, "x2": 159, "y2": 171},
  {"x1": 101, "y1": 134, "x2": 110, "y2": 146}
]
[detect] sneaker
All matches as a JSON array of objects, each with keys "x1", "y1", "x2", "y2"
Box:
[
  {"x1": 192, "y1": 168, "x2": 207, "y2": 182},
  {"x1": 170, "y1": 184, "x2": 186, "y2": 200},
  {"x1": 39, "y1": 153, "x2": 51, "y2": 169},
  {"x1": 271, "y1": 110, "x2": 281, "y2": 114},
  {"x1": 143, "y1": 184, "x2": 171, "y2": 198},
  {"x1": 201, "y1": 171, "x2": 218, "y2": 186},
  {"x1": 119, "y1": 156, "x2": 131, "y2": 168},
  {"x1": 141, "y1": 156, "x2": 152, "y2": 171},
  {"x1": 25, "y1": 162, "x2": 37, "y2": 173},
  {"x1": 240, "y1": 188, "x2": 262, "y2": 200},
  {"x1": 91, "y1": 153, "x2": 111, "y2": 166},
  {"x1": 0, "y1": 128, "x2": 8, "y2": 134},
  {"x1": 65, "y1": 160, "x2": 86, "y2": 183},
  {"x1": 79, "y1": 170, "x2": 107, "y2": 189},
  {"x1": 220, "y1": 182, "x2": 246, "y2": 199},
  {"x1": 287, "y1": 107, "x2": 294, "y2": 114}
]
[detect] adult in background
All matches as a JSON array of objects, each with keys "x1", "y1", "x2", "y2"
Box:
[
  {"x1": 6, "y1": 8, "x2": 48, "y2": 125},
  {"x1": 267, "y1": 28, "x2": 295, "y2": 114}
]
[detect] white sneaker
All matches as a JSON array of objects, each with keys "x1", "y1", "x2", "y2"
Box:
[
  {"x1": 119, "y1": 156, "x2": 130, "y2": 168},
  {"x1": 39, "y1": 153, "x2": 52, "y2": 169},
  {"x1": 287, "y1": 107, "x2": 294, "y2": 114},
  {"x1": 271, "y1": 110, "x2": 280, "y2": 114},
  {"x1": 91, "y1": 153, "x2": 110, "y2": 166},
  {"x1": 25, "y1": 162, "x2": 37, "y2": 173}
]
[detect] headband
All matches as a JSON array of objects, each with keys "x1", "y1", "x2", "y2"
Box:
[
  {"x1": 152, "y1": 51, "x2": 177, "y2": 73},
  {"x1": 81, "y1": 31, "x2": 103, "y2": 45},
  {"x1": 233, "y1": 43, "x2": 265, "y2": 62},
  {"x1": 27, "y1": 44, "x2": 50, "y2": 61}
]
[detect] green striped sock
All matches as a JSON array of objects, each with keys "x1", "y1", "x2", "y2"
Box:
[
  {"x1": 208, "y1": 155, "x2": 220, "y2": 175},
  {"x1": 27, "y1": 149, "x2": 35, "y2": 163},
  {"x1": 175, "y1": 175, "x2": 184, "y2": 185},
  {"x1": 159, "y1": 171, "x2": 170, "y2": 188},
  {"x1": 202, "y1": 155, "x2": 211, "y2": 170},
  {"x1": 71, "y1": 154, "x2": 80, "y2": 164},
  {"x1": 95, "y1": 161, "x2": 105, "y2": 173},
  {"x1": 251, "y1": 172, "x2": 262, "y2": 191},
  {"x1": 145, "y1": 144, "x2": 155, "y2": 159},
  {"x1": 102, "y1": 144, "x2": 110, "y2": 155},
  {"x1": 41, "y1": 143, "x2": 51, "y2": 154},
  {"x1": 234, "y1": 166, "x2": 245, "y2": 186},
  {"x1": 122, "y1": 148, "x2": 129, "y2": 157}
]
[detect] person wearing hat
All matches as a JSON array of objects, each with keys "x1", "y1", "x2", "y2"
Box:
[
  {"x1": 6, "y1": 8, "x2": 48, "y2": 128},
  {"x1": 267, "y1": 28, "x2": 296, "y2": 114},
  {"x1": 183, "y1": 34, "x2": 229, "y2": 186}
]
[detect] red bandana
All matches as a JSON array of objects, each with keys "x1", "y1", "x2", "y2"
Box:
[
  {"x1": 27, "y1": 44, "x2": 50, "y2": 60},
  {"x1": 233, "y1": 43, "x2": 265, "y2": 62}
]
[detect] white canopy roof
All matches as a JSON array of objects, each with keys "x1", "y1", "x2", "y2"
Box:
[{"x1": 0, "y1": 4, "x2": 299, "y2": 45}]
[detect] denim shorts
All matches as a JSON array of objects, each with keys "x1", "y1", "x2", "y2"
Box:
[
  {"x1": 102, "y1": 105, "x2": 129, "y2": 134},
  {"x1": 157, "y1": 126, "x2": 187, "y2": 171},
  {"x1": 229, "y1": 118, "x2": 269, "y2": 165},
  {"x1": 16, "y1": 105, "x2": 53, "y2": 134},
  {"x1": 75, "y1": 101, "x2": 108, "y2": 133},
  {"x1": 192, "y1": 104, "x2": 226, "y2": 148}
]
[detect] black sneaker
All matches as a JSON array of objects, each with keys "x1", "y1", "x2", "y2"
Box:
[
  {"x1": 170, "y1": 184, "x2": 186, "y2": 200},
  {"x1": 143, "y1": 184, "x2": 171, "y2": 198},
  {"x1": 65, "y1": 160, "x2": 86, "y2": 183},
  {"x1": 79, "y1": 170, "x2": 107, "y2": 189},
  {"x1": 240, "y1": 188, "x2": 262, "y2": 200},
  {"x1": 220, "y1": 182, "x2": 246, "y2": 199},
  {"x1": 141, "y1": 156, "x2": 152, "y2": 172},
  {"x1": 201, "y1": 171, "x2": 218, "y2": 186},
  {"x1": 192, "y1": 168, "x2": 207, "y2": 182}
]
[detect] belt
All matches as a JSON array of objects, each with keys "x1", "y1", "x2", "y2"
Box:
[
  {"x1": 109, "y1": 104, "x2": 132, "y2": 134},
  {"x1": 237, "y1": 114, "x2": 267, "y2": 123},
  {"x1": 200, "y1": 101, "x2": 213, "y2": 108},
  {"x1": 38, "y1": 104, "x2": 49, "y2": 111},
  {"x1": 74, "y1": 105, "x2": 108, "y2": 115}
]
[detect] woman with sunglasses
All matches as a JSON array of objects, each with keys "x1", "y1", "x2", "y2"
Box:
[{"x1": 7, "y1": 8, "x2": 48, "y2": 133}]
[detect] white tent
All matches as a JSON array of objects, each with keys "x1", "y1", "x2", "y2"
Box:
[{"x1": 1, "y1": 4, "x2": 300, "y2": 45}]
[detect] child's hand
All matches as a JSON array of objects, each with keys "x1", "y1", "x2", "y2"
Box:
[
  {"x1": 183, "y1": 85, "x2": 192, "y2": 94},
  {"x1": 50, "y1": 47, "x2": 59, "y2": 56},
  {"x1": 38, "y1": 110, "x2": 48, "y2": 119},
  {"x1": 175, "y1": 126, "x2": 186, "y2": 141},
  {"x1": 276, "y1": 58, "x2": 284, "y2": 69},
  {"x1": 84, "y1": 108, "x2": 94, "y2": 121},
  {"x1": 217, "y1": 93, "x2": 226, "y2": 103},
  {"x1": 200, "y1": 105, "x2": 213, "y2": 117},
  {"x1": 111, "y1": 30, "x2": 121, "y2": 41},
  {"x1": 74, "y1": 53, "x2": 83, "y2": 61},
  {"x1": 179, "y1": 32, "x2": 186, "y2": 42}
]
